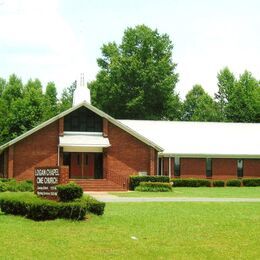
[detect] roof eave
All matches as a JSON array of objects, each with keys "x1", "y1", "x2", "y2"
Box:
[{"x1": 159, "y1": 152, "x2": 260, "y2": 159}]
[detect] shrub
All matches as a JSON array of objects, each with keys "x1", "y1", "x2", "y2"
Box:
[
  {"x1": 242, "y1": 178, "x2": 260, "y2": 187},
  {"x1": 57, "y1": 182, "x2": 83, "y2": 202},
  {"x1": 129, "y1": 176, "x2": 170, "y2": 190},
  {"x1": 213, "y1": 180, "x2": 225, "y2": 187},
  {"x1": 26, "y1": 200, "x2": 59, "y2": 221},
  {"x1": 0, "y1": 179, "x2": 33, "y2": 192},
  {"x1": 135, "y1": 182, "x2": 172, "y2": 192},
  {"x1": 0, "y1": 193, "x2": 105, "y2": 221},
  {"x1": 226, "y1": 179, "x2": 241, "y2": 187},
  {"x1": 171, "y1": 178, "x2": 211, "y2": 187},
  {"x1": 84, "y1": 196, "x2": 105, "y2": 216},
  {"x1": 0, "y1": 182, "x2": 8, "y2": 192},
  {"x1": 15, "y1": 181, "x2": 34, "y2": 192},
  {"x1": 0, "y1": 198, "x2": 28, "y2": 216},
  {"x1": 58, "y1": 202, "x2": 88, "y2": 220},
  {"x1": 0, "y1": 178, "x2": 13, "y2": 183}
]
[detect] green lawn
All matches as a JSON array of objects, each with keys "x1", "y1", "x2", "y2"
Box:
[
  {"x1": 110, "y1": 187, "x2": 260, "y2": 198},
  {"x1": 0, "y1": 201, "x2": 260, "y2": 259}
]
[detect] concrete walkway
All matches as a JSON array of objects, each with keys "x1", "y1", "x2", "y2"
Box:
[{"x1": 85, "y1": 192, "x2": 260, "y2": 203}]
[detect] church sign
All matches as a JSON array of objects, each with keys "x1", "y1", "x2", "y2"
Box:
[{"x1": 34, "y1": 167, "x2": 60, "y2": 199}]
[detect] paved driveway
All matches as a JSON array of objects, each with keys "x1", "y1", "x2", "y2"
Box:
[{"x1": 85, "y1": 192, "x2": 260, "y2": 203}]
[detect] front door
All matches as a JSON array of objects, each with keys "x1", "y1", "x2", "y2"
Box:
[{"x1": 70, "y1": 153, "x2": 96, "y2": 179}]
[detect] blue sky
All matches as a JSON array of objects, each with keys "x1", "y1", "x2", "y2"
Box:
[{"x1": 0, "y1": 0, "x2": 259, "y2": 98}]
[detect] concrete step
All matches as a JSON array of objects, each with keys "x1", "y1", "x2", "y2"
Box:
[{"x1": 69, "y1": 178, "x2": 126, "y2": 191}]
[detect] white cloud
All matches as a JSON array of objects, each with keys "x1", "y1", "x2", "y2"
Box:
[{"x1": 0, "y1": 0, "x2": 88, "y2": 92}]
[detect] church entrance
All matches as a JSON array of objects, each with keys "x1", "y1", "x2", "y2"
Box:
[{"x1": 63, "y1": 152, "x2": 103, "y2": 179}]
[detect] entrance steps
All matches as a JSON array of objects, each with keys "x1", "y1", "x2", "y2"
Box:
[{"x1": 69, "y1": 179, "x2": 126, "y2": 191}]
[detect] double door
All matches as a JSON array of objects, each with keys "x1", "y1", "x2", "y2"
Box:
[
  {"x1": 70, "y1": 153, "x2": 94, "y2": 179},
  {"x1": 70, "y1": 152, "x2": 103, "y2": 179}
]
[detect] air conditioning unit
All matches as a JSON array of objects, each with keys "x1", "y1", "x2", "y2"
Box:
[{"x1": 138, "y1": 171, "x2": 147, "y2": 176}]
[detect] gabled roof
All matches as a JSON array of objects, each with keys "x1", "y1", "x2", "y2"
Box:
[
  {"x1": 119, "y1": 120, "x2": 260, "y2": 158},
  {"x1": 0, "y1": 102, "x2": 163, "y2": 153}
]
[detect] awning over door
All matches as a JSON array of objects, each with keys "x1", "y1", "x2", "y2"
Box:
[{"x1": 59, "y1": 134, "x2": 110, "y2": 152}]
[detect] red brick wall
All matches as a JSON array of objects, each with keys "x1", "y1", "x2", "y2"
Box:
[
  {"x1": 12, "y1": 121, "x2": 59, "y2": 181},
  {"x1": 212, "y1": 159, "x2": 237, "y2": 179},
  {"x1": 180, "y1": 158, "x2": 206, "y2": 178},
  {"x1": 106, "y1": 122, "x2": 155, "y2": 178},
  {"x1": 244, "y1": 159, "x2": 260, "y2": 177}
]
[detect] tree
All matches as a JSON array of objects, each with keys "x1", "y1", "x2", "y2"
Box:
[
  {"x1": 43, "y1": 82, "x2": 58, "y2": 120},
  {"x1": 58, "y1": 81, "x2": 76, "y2": 112},
  {"x1": 225, "y1": 71, "x2": 259, "y2": 122},
  {"x1": 89, "y1": 25, "x2": 180, "y2": 119},
  {"x1": 0, "y1": 77, "x2": 6, "y2": 97},
  {"x1": 0, "y1": 78, "x2": 45, "y2": 144},
  {"x1": 215, "y1": 67, "x2": 236, "y2": 120},
  {"x1": 183, "y1": 85, "x2": 221, "y2": 121}
]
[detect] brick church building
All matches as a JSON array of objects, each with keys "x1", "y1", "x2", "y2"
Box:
[{"x1": 0, "y1": 82, "x2": 259, "y2": 191}]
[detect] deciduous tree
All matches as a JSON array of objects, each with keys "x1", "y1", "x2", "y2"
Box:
[
  {"x1": 90, "y1": 25, "x2": 181, "y2": 119},
  {"x1": 183, "y1": 85, "x2": 221, "y2": 121}
]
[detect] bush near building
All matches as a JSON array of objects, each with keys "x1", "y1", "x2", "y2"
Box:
[
  {"x1": 226, "y1": 179, "x2": 242, "y2": 187},
  {"x1": 0, "y1": 179, "x2": 33, "y2": 192},
  {"x1": 135, "y1": 182, "x2": 172, "y2": 192},
  {"x1": 171, "y1": 178, "x2": 211, "y2": 187},
  {"x1": 0, "y1": 193, "x2": 105, "y2": 221},
  {"x1": 129, "y1": 176, "x2": 170, "y2": 190}
]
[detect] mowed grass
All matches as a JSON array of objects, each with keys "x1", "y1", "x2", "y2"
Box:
[
  {"x1": 111, "y1": 187, "x2": 260, "y2": 198},
  {"x1": 0, "y1": 202, "x2": 260, "y2": 259}
]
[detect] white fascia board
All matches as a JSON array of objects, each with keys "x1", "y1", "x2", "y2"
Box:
[{"x1": 159, "y1": 152, "x2": 260, "y2": 159}]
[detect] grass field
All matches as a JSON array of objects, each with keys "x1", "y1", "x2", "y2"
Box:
[
  {"x1": 0, "y1": 199, "x2": 260, "y2": 259},
  {"x1": 110, "y1": 187, "x2": 260, "y2": 198}
]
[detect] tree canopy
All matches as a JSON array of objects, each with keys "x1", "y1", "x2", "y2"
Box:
[
  {"x1": 90, "y1": 25, "x2": 181, "y2": 120},
  {"x1": 215, "y1": 68, "x2": 259, "y2": 122},
  {"x1": 0, "y1": 75, "x2": 76, "y2": 145},
  {"x1": 183, "y1": 85, "x2": 221, "y2": 122}
]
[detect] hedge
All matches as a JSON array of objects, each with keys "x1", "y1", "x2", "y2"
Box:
[
  {"x1": 226, "y1": 179, "x2": 242, "y2": 187},
  {"x1": 242, "y1": 178, "x2": 260, "y2": 187},
  {"x1": 135, "y1": 182, "x2": 172, "y2": 192},
  {"x1": 171, "y1": 178, "x2": 211, "y2": 187},
  {"x1": 57, "y1": 182, "x2": 83, "y2": 202},
  {"x1": 129, "y1": 176, "x2": 169, "y2": 190},
  {"x1": 213, "y1": 180, "x2": 225, "y2": 187},
  {"x1": 0, "y1": 193, "x2": 105, "y2": 221},
  {"x1": 0, "y1": 179, "x2": 33, "y2": 192}
]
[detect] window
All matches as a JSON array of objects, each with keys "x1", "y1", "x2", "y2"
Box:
[
  {"x1": 64, "y1": 107, "x2": 103, "y2": 132},
  {"x1": 174, "y1": 157, "x2": 180, "y2": 177},
  {"x1": 237, "y1": 159, "x2": 243, "y2": 178},
  {"x1": 206, "y1": 158, "x2": 212, "y2": 177},
  {"x1": 158, "y1": 158, "x2": 162, "y2": 176}
]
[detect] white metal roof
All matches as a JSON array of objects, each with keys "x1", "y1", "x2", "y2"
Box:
[
  {"x1": 119, "y1": 120, "x2": 260, "y2": 158},
  {"x1": 59, "y1": 133, "x2": 110, "y2": 148}
]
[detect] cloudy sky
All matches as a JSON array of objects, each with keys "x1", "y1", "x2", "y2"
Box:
[{"x1": 0, "y1": 0, "x2": 259, "y2": 98}]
